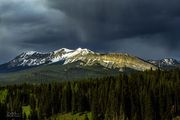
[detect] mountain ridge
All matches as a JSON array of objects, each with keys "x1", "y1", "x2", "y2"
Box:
[
  {"x1": 0, "y1": 48, "x2": 158, "y2": 73},
  {"x1": 1, "y1": 47, "x2": 180, "y2": 74},
  {"x1": 147, "y1": 58, "x2": 180, "y2": 69}
]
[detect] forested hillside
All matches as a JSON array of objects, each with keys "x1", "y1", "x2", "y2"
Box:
[{"x1": 0, "y1": 69, "x2": 180, "y2": 120}]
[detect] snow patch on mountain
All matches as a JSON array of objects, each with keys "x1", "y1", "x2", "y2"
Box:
[
  {"x1": 162, "y1": 58, "x2": 177, "y2": 65},
  {"x1": 25, "y1": 51, "x2": 37, "y2": 55},
  {"x1": 8, "y1": 51, "x2": 51, "y2": 67},
  {"x1": 54, "y1": 48, "x2": 73, "y2": 54},
  {"x1": 148, "y1": 58, "x2": 179, "y2": 67},
  {"x1": 51, "y1": 48, "x2": 94, "y2": 64}
]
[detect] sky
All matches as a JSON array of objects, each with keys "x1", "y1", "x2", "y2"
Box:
[{"x1": 0, "y1": 0, "x2": 180, "y2": 63}]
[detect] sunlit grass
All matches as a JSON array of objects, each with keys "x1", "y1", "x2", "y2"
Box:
[
  {"x1": 22, "y1": 105, "x2": 31, "y2": 118},
  {"x1": 51, "y1": 112, "x2": 92, "y2": 120},
  {"x1": 0, "y1": 89, "x2": 8, "y2": 103}
]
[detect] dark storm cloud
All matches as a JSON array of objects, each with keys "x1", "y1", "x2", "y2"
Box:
[
  {"x1": 48, "y1": 0, "x2": 180, "y2": 49},
  {"x1": 0, "y1": 0, "x2": 180, "y2": 63}
]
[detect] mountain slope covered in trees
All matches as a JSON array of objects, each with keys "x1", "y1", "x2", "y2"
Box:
[{"x1": 0, "y1": 61, "x2": 128, "y2": 85}]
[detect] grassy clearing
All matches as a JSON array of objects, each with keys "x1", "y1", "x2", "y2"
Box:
[
  {"x1": 22, "y1": 105, "x2": 31, "y2": 118},
  {"x1": 51, "y1": 112, "x2": 92, "y2": 120},
  {"x1": 0, "y1": 89, "x2": 8, "y2": 103}
]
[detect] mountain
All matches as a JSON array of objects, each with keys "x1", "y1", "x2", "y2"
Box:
[
  {"x1": 0, "y1": 48, "x2": 159, "y2": 84},
  {"x1": 0, "y1": 51, "x2": 51, "y2": 72},
  {"x1": 0, "y1": 48, "x2": 157, "y2": 73},
  {"x1": 148, "y1": 58, "x2": 180, "y2": 69}
]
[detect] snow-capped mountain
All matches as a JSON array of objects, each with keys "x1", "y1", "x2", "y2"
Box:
[
  {"x1": 148, "y1": 58, "x2": 180, "y2": 68},
  {"x1": 51, "y1": 48, "x2": 157, "y2": 71},
  {"x1": 4, "y1": 48, "x2": 94, "y2": 68},
  {"x1": 8, "y1": 51, "x2": 51, "y2": 67},
  {"x1": 0, "y1": 48, "x2": 158, "y2": 72},
  {"x1": 51, "y1": 48, "x2": 95, "y2": 64}
]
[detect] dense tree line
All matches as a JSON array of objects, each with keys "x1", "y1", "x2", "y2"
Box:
[{"x1": 0, "y1": 69, "x2": 180, "y2": 119}]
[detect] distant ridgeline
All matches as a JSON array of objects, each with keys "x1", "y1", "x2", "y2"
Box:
[{"x1": 0, "y1": 69, "x2": 180, "y2": 119}]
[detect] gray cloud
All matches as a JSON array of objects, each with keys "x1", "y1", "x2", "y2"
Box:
[
  {"x1": 48, "y1": 0, "x2": 180, "y2": 42},
  {"x1": 0, "y1": 0, "x2": 180, "y2": 63}
]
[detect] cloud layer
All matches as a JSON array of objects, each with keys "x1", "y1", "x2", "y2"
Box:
[{"x1": 0, "y1": 0, "x2": 180, "y2": 63}]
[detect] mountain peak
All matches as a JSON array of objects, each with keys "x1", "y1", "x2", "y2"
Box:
[
  {"x1": 24, "y1": 51, "x2": 37, "y2": 55},
  {"x1": 22, "y1": 51, "x2": 48, "y2": 56},
  {"x1": 54, "y1": 48, "x2": 73, "y2": 54},
  {"x1": 7, "y1": 51, "x2": 50, "y2": 67},
  {"x1": 148, "y1": 58, "x2": 180, "y2": 67},
  {"x1": 161, "y1": 58, "x2": 179, "y2": 65},
  {"x1": 51, "y1": 48, "x2": 94, "y2": 63},
  {"x1": 74, "y1": 48, "x2": 94, "y2": 55}
]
